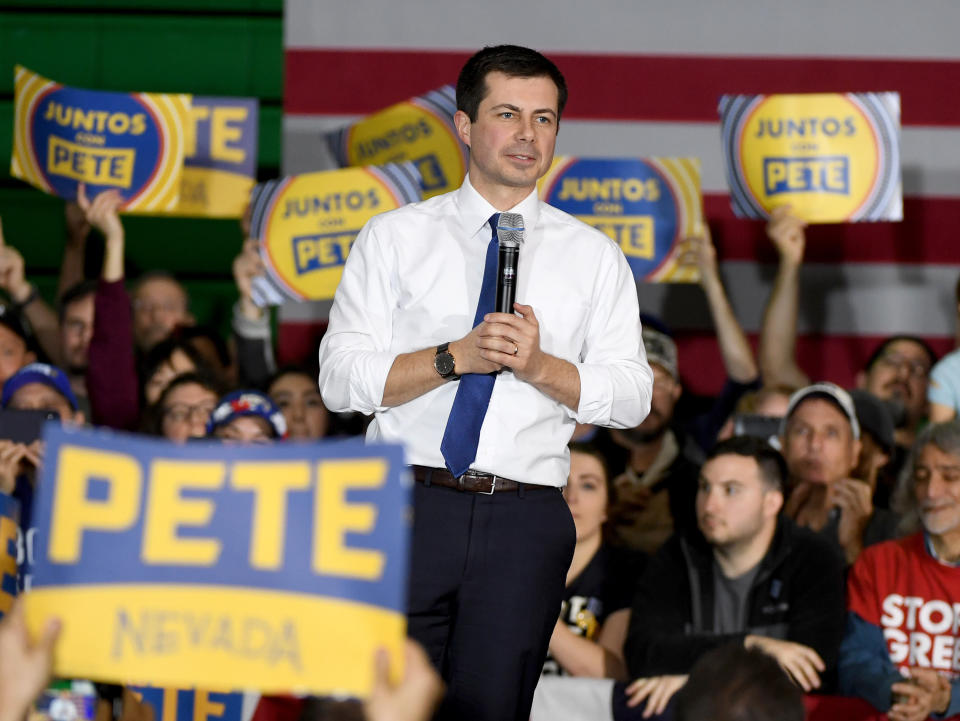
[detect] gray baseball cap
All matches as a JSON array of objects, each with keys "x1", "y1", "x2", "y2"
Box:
[{"x1": 779, "y1": 382, "x2": 861, "y2": 440}]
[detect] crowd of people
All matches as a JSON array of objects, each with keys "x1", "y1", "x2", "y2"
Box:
[
  {"x1": 4, "y1": 183, "x2": 959, "y2": 721},
  {"x1": 3, "y1": 47, "x2": 960, "y2": 721}
]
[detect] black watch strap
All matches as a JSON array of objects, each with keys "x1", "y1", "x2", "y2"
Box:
[{"x1": 434, "y1": 342, "x2": 459, "y2": 380}]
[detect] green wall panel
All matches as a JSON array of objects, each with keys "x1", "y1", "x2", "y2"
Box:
[
  {"x1": 0, "y1": 14, "x2": 282, "y2": 98},
  {"x1": 0, "y1": 4, "x2": 282, "y2": 332},
  {"x1": 1, "y1": 1, "x2": 281, "y2": 10},
  {"x1": 0, "y1": 99, "x2": 10, "y2": 177}
]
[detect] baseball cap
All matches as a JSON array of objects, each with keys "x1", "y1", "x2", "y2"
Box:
[
  {"x1": 1, "y1": 362, "x2": 78, "y2": 410},
  {"x1": 206, "y1": 390, "x2": 287, "y2": 439},
  {"x1": 642, "y1": 327, "x2": 678, "y2": 380},
  {"x1": 848, "y1": 389, "x2": 896, "y2": 453},
  {"x1": 779, "y1": 382, "x2": 860, "y2": 440}
]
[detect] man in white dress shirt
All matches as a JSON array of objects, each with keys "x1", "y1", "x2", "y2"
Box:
[{"x1": 318, "y1": 45, "x2": 652, "y2": 721}]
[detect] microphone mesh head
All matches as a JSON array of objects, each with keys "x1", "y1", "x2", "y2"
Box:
[{"x1": 497, "y1": 212, "x2": 525, "y2": 247}]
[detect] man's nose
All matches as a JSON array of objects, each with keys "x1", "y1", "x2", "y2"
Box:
[
  {"x1": 515, "y1": 116, "x2": 535, "y2": 140},
  {"x1": 926, "y1": 473, "x2": 947, "y2": 500},
  {"x1": 701, "y1": 488, "x2": 720, "y2": 513}
]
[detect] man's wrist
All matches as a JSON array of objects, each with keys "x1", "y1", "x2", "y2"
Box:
[
  {"x1": 238, "y1": 295, "x2": 265, "y2": 322},
  {"x1": 434, "y1": 342, "x2": 459, "y2": 380},
  {"x1": 447, "y1": 340, "x2": 463, "y2": 377},
  {"x1": 11, "y1": 282, "x2": 37, "y2": 308}
]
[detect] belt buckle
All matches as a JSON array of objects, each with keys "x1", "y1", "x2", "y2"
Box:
[
  {"x1": 479, "y1": 474, "x2": 498, "y2": 495},
  {"x1": 464, "y1": 470, "x2": 498, "y2": 495}
]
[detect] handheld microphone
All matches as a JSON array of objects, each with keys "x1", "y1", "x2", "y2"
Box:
[{"x1": 495, "y1": 212, "x2": 524, "y2": 314}]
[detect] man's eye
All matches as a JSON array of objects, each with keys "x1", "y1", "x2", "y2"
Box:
[{"x1": 501, "y1": 112, "x2": 514, "y2": 119}]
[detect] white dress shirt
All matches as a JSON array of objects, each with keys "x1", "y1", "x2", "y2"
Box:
[{"x1": 317, "y1": 175, "x2": 653, "y2": 486}]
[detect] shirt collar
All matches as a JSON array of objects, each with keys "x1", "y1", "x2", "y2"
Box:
[
  {"x1": 923, "y1": 531, "x2": 960, "y2": 567},
  {"x1": 456, "y1": 174, "x2": 542, "y2": 240}
]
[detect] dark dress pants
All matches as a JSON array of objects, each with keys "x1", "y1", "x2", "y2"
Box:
[{"x1": 407, "y1": 479, "x2": 576, "y2": 721}]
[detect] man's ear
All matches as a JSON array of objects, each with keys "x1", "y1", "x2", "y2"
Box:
[
  {"x1": 454, "y1": 110, "x2": 472, "y2": 148},
  {"x1": 847, "y1": 438, "x2": 863, "y2": 475},
  {"x1": 855, "y1": 370, "x2": 868, "y2": 390},
  {"x1": 765, "y1": 489, "x2": 784, "y2": 518}
]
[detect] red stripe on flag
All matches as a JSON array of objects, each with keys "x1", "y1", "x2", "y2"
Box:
[
  {"x1": 706, "y1": 195, "x2": 960, "y2": 265},
  {"x1": 676, "y1": 332, "x2": 953, "y2": 397},
  {"x1": 285, "y1": 49, "x2": 960, "y2": 126}
]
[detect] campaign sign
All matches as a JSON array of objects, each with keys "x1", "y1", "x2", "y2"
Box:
[
  {"x1": 325, "y1": 85, "x2": 466, "y2": 199},
  {"x1": 248, "y1": 163, "x2": 422, "y2": 305},
  {"x1": 0, "y1": 493, "x2": 18, "y2": 619},
  {"x1": 539, "y1": 157, "x2": 703, "y2": 282},
  {"x1": 173, "y1": 97, "x2": 259, "y2": 218},
  {"x1": 719, "y1": 92, "x2": 902, "y2": 223},
  {"x1": 129, "y1": 686, "x2": 243, "y2": 721},
  {"x1": 25, "y1": 425, "x2": 410, "y2": 697},
  {"x1": 11, "y1": 66, "x2": 190, "y2": 213}
]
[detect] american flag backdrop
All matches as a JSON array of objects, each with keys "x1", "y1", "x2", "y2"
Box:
[{"x1": 279, "y1": 0, "x2": 960, "y2": 396}]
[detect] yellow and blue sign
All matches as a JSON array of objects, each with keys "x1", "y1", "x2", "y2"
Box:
[
  {"x1": 11, "y1": 65, "x2": 190, "y2": 213},
  {"x1": 130, "y1": 687, "x2": 243, "y2": 721},
  {"x1": 0, "y1": 493, "x2": 18, "y2": 619},
  {"x1": 172, "y1": 97, "x2": 259, "y2": 218},
  {"x1": 25, "y1": 425, "x2": 410, "y2": 697},
  {"x1": 719, "y1": 92, "x2": 902, "y2": 223},
  {"x1": 326, "y1": 85, "x2": 466, "y2": 199},
  {"x1": 539, "y1": 157, "x2": 703, "y2": 282},
  {"x1": 248, "y1": 163, "x2": 422, "y2": 305}
]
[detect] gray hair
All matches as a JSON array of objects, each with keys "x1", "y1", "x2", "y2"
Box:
[{"x1": 893, "y1": 420, "x2": 960, "y2": 534}]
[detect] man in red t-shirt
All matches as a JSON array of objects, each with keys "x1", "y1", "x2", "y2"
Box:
[{"x1": 840, "y1": 421, "x2": 960, "y2": 721}]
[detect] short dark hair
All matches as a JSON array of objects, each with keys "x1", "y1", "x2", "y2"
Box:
[
  {"x1": 139, "y1": 336, "x2": 207, "y2": 393},
  {"x1": 175, "y1": 324, "x2": 232, "y2": 372},
  {"x1": 267, "y1": 363, "x2": 320, "y2": 395},
  {"x1": 706, "y1": 436, "x2": 787, "y2": 492},
  {"x1": 142, "y1": 370, "x2": 223, "y2": 436},
  {"x1": 675, "y1": 643, "x2": 804, "y2": 721},
  {"x1": 864, "y1": 335, "x2": 937, "y2": 373},
  {"x1": 58, "y1": 279, "x2": 97, "y2": 323},
  {"x1": 456, "y1": 45, "x2": 568, "y2": 123}
]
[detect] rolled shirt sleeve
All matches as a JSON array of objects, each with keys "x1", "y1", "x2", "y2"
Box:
[{"x1": 573, "y1": 239, "x2": 652, "y2": 429}]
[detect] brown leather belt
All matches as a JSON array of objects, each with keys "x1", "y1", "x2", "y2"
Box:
[{"x1": 410, "y1": 465, "x2": 556, "y2": 495}]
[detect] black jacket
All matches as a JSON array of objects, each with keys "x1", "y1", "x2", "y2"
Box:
[{"x1": 624, "y1": 515, "x2": 846, "y2": 686}]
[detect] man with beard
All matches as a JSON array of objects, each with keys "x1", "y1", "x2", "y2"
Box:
[
  {"x1": 605, "y1": 326, "x2": 703, "y2": 553},
  {"x1": 839, "y1": 421, "x2": 960, "y2": 721},
  {"x1": 857, "y1": 336, "x2": 935, "y2": 448},
  {"x1": 621, "y1": 436, "x2": 845, "y2": 717},
  {"x1": 781, "y1": 383, "x2": 899, "y2": 565}
]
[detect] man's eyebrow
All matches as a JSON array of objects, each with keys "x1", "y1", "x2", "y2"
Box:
[{"x1": 490, "y1": 103, "x2": 557, "y2": 117}]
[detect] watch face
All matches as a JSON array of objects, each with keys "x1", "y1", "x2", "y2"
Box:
[{"x1": 435, "y1": 352, "x2": 456, "y2": 377}]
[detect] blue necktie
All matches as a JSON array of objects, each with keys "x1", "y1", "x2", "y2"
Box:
[{"x1": 440, "y1": 213, "x2": 501, "y2": 478}]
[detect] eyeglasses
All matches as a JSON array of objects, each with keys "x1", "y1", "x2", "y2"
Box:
[
  {"x1": 877, "y1": 352, "x2": 929, "y2": 379},
  {"x1": 163, "y1": 403, "x2": 216, "y2": 424}
]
